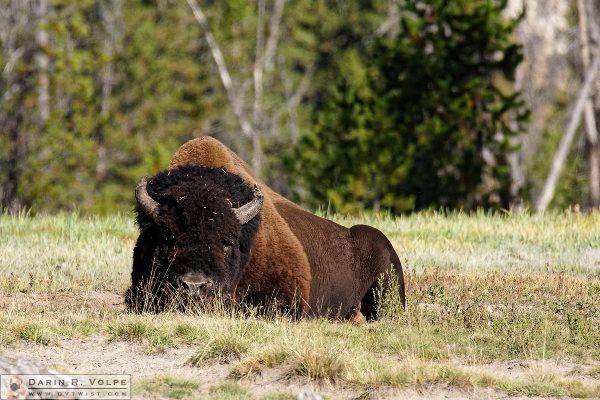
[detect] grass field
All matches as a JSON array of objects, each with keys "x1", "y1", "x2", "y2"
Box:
[{"x1": 1, "y1": 210, "x2": 599, "y2": 399}]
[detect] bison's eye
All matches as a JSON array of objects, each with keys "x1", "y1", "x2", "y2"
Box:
[{"x1": 223, "y1": 239, "x2": 234, "y2": 257}]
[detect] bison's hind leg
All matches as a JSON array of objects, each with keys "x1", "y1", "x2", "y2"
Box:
[
  {"x1": 360, "y1": 269, "x2": 406, "y2": 321},
  {"x1": 359, "y1": 283, "x2": 378, "y2": 321},
  {"x1": 350, "y1": 224, "x2": 406, "y2": 321}
]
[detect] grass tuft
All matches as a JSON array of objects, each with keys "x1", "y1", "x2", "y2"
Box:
[
  {"x1": 108, "y1": 320, "x2": 159, "y2": 341},
  {"x1": 13, "y1": 323, "x2": 52, "y2": 345},
  {"x1": 373, "y1": 266, "x2": 405, "y2": 319},
  {"x1": 289, "y1": 345, "x2": 348, "y2": 382},
  {"x1": 230, "y1": 347, "x2": 288, "y2": 377},
  {"x1": 174, "y1": 323, "x2": 209, "y2": 344},
  {"x1": 589, "y1": 365, "x2": 600, "y2": 377},
  {"x1": 209, "y1": 381, "x2": 252, "y2": 400},
  {"x1": 136, "y1": 376, "x2": 199, "y2": 399},
  {"x1": 144, "y1": 334, "x2": 175, "y2": 355},
  {"x1": 188, "y1": 333, "x2": 250, "y2": 366}
]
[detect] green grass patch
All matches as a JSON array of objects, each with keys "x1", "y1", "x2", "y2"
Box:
[
  {"x1": 209, "y1": 381, "x2": 252, "y2": 400},
  {"x1": 260, "y1": 393, "x2": 296, "y2": 400},
  {"x1": 351, "y1": 359, "x2": 600, "y2": 398},
  {"x1": 136, "y1": 376, "x2": 199, "y2": 399},
  {"x1": 13, "y1": 323, "x2": 52, "y2": 345},
  {"x1": 174, "y1": 323, "x2": 209, "y2": 344},
  {"x1": 144, "y1": 334, "x2": 176, "y2": 354},
  {"x1": 108, "y1": 320, "x2": 161, "y2": 341},
  {"x1": 188, "y1": 334, "x2": 250, "y2": 366},
  {"x1": 2, "y1": 211, "x2": 599, "y2": 294}
]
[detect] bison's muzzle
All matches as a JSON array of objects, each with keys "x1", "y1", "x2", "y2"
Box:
[{"x1": 178, "y1": 272, "x2": 214, "y2": 297}]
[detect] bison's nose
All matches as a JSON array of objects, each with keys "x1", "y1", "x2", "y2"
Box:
[{"x1": 178, "y1": 273, "x2": 214, "y2": 296}]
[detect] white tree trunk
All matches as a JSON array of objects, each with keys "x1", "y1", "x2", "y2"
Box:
[
  {"x1": 576, "y1": 0, "x2": 600, "y2": 210},
  {"x1": 96, "y1": 0, "x2": 123, "y2": 181},
  {"x1": 263, "y1": 0, "x2": 285, "y2": 71},
  {"x1": 186, "y1": 0, "x2": 255, "y2": 141},
  {"x1": 251, "y1": 0, "x2": 266, "y2": 175},
  {"x1": 536, "y1": 56, "x2": 600, "y2": 213},
  {"x1": 35, "y1": 0, "x2": 49, "y2": 125}
]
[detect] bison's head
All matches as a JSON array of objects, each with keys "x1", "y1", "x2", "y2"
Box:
[{"x1": 132, "y1": 165, "x2": 263, "y2": 304}]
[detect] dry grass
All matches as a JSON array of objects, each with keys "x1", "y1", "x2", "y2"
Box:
[
  {"x1": 1, "y1": 210, "x2": 600, "y2": 398},
  {"x1": 289, "y1": 344, "x2": 349, "y2": 382},
  {"x1": 230, "y1": 346, "x2": 288, "y2": 377}
]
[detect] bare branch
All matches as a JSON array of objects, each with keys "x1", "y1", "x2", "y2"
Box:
[
  {"x1": 589, "y1": 4, "x2": 600, "y2": 110},
  {"x1": 251, "y1": 0, "x2": 266, "y2": 174},
  {"x1": 278, "y1": 61, "x2": 315, "y2": 144},
  {"x1": 289, "y1": 62, "x2": 315, "y2": 109},
  {"x1": 253, "y1": 0, "x2": 266, "y2": 127},
  {"x1": 2, "y1": 46, "x2": 24, "y2": 76},
  {"x1": 373, "y1": 2, "x2": 399, "y2": 38},
  {"x1": 281, "y1": 69, "x2": 298, "y2": 143},
  {"x1": 263, "y1": 0, "x2": 285, "y2": 71},
  {"x1": 536, "y1": 55, "x2": 600, "y2": 213},
  {"x1": 186, "y1": 0, "x2": 254, "y2": 139},
  {"x1": 35, "y1": 0, "x2": 49, "y2": 124}
]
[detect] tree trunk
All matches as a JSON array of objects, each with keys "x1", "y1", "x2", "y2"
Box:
[
  {"x1": 1, "y1": 99, "x2": 25, "y2": 212},
  {"x1": 263, "y1": 0, "x2": 285, "y2": 72},
  {"x1": 96, "y1": 0, "x2": 123, "y2": 182},
  {"x1": 507, "y1": 43, "x2": 526, "y2": 208},
  {"x1": 35, "y1": 0, "x2": 49, "y2": 126},
  {"x1": 576, "y1": 0, "x2": 600, "y2": 210},
  {"x1": 251, "y1": 0, "x2": 266, "y2": 176},
  {"x1": 0, "y1": 1, "x2": 33, "y2": 212},
  {"x1": 536, "y1": 56, "x2": 600, "y2": 213},
  {"x1": 186, "y1": 0, "x2": 255, "y2": 141}
]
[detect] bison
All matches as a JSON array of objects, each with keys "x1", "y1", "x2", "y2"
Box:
[{"x1": 127, "y1": 137, "x2": 405, "y2": 320}]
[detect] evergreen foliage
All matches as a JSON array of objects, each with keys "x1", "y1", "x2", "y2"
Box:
[{"x1": 297, "y1": 0, "x2": 528, "y2": 213}]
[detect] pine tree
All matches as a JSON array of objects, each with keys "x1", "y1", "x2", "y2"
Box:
[{"x1": 297, "y1": 0, "x2": 528, "y2": 213}]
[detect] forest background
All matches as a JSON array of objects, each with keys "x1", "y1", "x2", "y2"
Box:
[{"x1": 1, "y1": 0, "x2": 598, "y2": 215}]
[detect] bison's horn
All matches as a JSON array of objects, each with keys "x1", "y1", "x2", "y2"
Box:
[
  {"x1": 135, "y1": 175, "x2": 160, "y2": 221},
  {"x1": 232, "y1": 185, "x2": 264, "y2": 224}
]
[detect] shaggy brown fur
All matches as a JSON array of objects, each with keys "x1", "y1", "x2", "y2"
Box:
[{"x1": 168, "y1": 137, "x2": 405, "y2": 318}]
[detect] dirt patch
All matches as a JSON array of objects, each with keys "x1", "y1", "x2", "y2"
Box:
[
  {"x1": 5, "y1": 336, "x2": 360, "y2": 398},
  {"x1": 461, "y1": 359, "x2": 600, "y2": 386},
  {"x1": 0, "y1": 291, "x2": 124, "y2": 312}
]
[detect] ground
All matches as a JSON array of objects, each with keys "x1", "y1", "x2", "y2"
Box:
[{"x1": 0, "y1": 211, "x2": 599, "y2": 399}]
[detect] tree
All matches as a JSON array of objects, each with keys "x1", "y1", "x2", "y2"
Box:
[
  {"x1": 20, "y1": 0, "x2": 106, "y2": 212},
  {"x1": 0, "y1": 0, "x2": 41, "y2": 212},
  {"x1": 297, "y1": 0, "x2": 528, "y2": 213}
]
